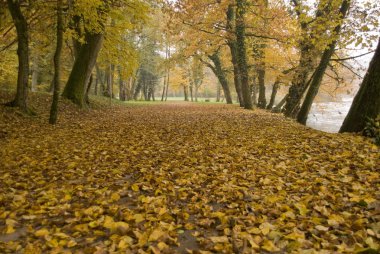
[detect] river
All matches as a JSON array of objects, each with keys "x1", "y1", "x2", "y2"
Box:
[{"x1": 306, "y1": 97, "x2": 353, "y2": 133}]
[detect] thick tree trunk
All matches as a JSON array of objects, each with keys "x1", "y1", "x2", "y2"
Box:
[
  {"x1": 340, "y1": 38, "x2": 380, "y2": 133},
  {"x1": 190, "y1": 83, "x2": 194, "y2": 102},
  {"x1": 251, "y1": 75, "x2": 258, "y2": 105},
  {"x1": 297, "y1": 0, "x2": 351, "y2": 125},
  {"x1": 6, "y1": 0, "x2": 30, "y2": 113},
  {"x1": 118, "y1": 67, "x2": 126, "y2": 101},
  {"x1": 226, "y1": 5, "x2": 244, "y2": 107},
  {"x1": 184, "y1": 85, "x2": 189, "y2": 101},
  {"x1": 236, "y1": 0, "x2": 253, "y2": 109},
  {"x1": 257, "y1": 64, "x2": 267, "y2": 108},
  {"x1": 49, "y1": 0, "x2": 63, "y2": 124},
  {"x1": 62, "y1": 32, "x2": 104, "y2": 107},
  {"x1": 208, "y1": 53, "x2": 233, "y2": 104},
  {"x1": 85, "y1": 74, "x2": 93, "y2": 104},
  {"x1": 267, "y1": 80, "x2": 280, "y2": 110}
]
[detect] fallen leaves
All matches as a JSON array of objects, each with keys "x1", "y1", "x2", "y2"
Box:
[{"x1": 0, "y1": 92, "x2": 379, "y2": 253}]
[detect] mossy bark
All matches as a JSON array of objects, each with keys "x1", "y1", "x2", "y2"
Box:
[
  {"x1": 62, "y1": 32, "x2": 104, "y2": 107},
  {"x1": 208, "y1": 53, "x2": 233, "y2": 104},
  {"x1": 49, "y1": 0, "x2": 64, "y2": 124},
  {"x1": 6, "y1": 0, "x2": 30, "y2": 113},
  {"x1": 235, "y1": 0, "x2": 253, "y2": 110}
]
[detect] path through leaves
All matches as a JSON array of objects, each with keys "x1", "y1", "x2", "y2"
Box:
[{"x1": 0, "y1": 94, "x2": 379, "y2": 253}]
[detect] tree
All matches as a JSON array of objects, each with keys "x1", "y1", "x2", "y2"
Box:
[
  {"x1": 5, "y1": 0, "x2": 30, "y2": 113},
  {"x1": 49, "y1": 0, "x2": 64, "y2": 124},
  {"x1": 297, "y1": 0, "x2": 351, "y2": 125},
  {"x1": 235, "y1": 0, "x2": 253, "y2": 109},
  {"x1": 340, "y1": 38, "x2": 380, "y2": 133},
  {"x1": 207, "y1": 51, "x2": 233, "y2": 104}
]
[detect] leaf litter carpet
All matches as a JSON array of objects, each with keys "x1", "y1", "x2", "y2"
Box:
[{"x1": 0, "y1": 99, "x2": 379, "y2": 253}]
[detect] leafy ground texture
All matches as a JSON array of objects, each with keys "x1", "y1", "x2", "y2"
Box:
[{"x1": 0, "y1": 91, "x2": 379, "y2": 254}]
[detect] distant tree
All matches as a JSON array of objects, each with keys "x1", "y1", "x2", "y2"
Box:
[{"x1": 340, "y1": 38, "x2": 380, "y2": 133}]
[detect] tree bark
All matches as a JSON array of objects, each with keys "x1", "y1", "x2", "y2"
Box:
[
  {"x1": 184, "y1": 85, "x2": 189, "y2": 101},
  {"x1": 6, "y1": 0, "x2": 30, "y2": 113},
  {"x1": 297, "y1": 0, "x2": 351, "y2": 125},
  {"x1": 272, "y1": 94, "x2": 288, "y2": 113},
  {"x1": 257, "y1": 63, "x2": 267, "y2": 108},
  {"x1": 340, "y1": 37, "x2": 380, "y2": 133},
  {"x1": 49, "y1": 0, "x2": 64, "y2": 124},
  {"x1": 208, "y1": 53, "x2": 233, "y2": 104},
  {"x1": 267, "y1": 80, "x2": 280, "y2": 110},
  {"x1": 62, "y1": 31, "x2": 104, "y2": 107},
  {"x1": 226, "y1": 4, "x2": 244, "y2": 107},
  {"x1": 236, "y1": 0, "x2": 253, "y2": 109}
]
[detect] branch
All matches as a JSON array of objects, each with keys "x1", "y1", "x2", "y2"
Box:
[
  {"x1": 0, "y1": 38, "x2": 17, "y2": 52},
  {"x1": 331, "y1": 51, "x2": 375, "y2": 62},
  {"x1": 334, "y1": 60, "x2": 363, "y2": 79}
]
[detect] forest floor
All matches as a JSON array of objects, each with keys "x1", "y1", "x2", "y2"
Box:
[{"x1": 0, "y1": 91, "x2": 379, "y2": 253}]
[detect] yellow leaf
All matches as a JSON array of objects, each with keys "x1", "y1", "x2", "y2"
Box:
[
  {"x1": 111, "y1": 192, "x2": 121, "y2": 202},
  {"x1": 131, "y1": 184, "x2": 139, "y2": 192},
  {"x1": 315, "y1": 225, "x2": 329, "y2": 232},
  {"x1": 103, "y1": 216, "x2": 115, "y2": 229},
  {"x1": 295, "y1": 203, "x2": 309, "y2": 216},
  {"x1": 149, "y1": 229, "x2": 166, "y2": 242},
  {"x1": 261, "y1": 239, "x2": 279, "y2": 252},
  {"x1": 133, "y1": 213, "x2": 145, "y2": 223},
  {"x1": 157, "y1": 242, "x2": 169, "y2": 250},
  {"x1": 209, "y1": 235, "x2": 229, "y2": 243},
  {"x1": 35, "y1": 228, "x2": 49, "y2": 237}
]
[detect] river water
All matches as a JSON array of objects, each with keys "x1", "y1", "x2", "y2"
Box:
[{"x1": 306, "y1": 98, "x2": 353, "y2": 133}]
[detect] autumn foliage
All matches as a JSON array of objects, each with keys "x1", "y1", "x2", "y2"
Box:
[{"x1": 0, "y1": 92, "x2": 379, "y2": 253}]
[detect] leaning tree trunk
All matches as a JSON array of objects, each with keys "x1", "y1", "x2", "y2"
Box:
[
  {"x1": 340, "y1": 37, "x2": 380, "y2": 133},
  {"x1": 297, "y1": 0, "x2": 351, "y2": 125},
  {"x1": 236, "y1": 0, "x2": 253, "y2": 109},
  {"x1": 267, "y1": 80, "x2": 280, "y2": 110},
  {"x1": 49, "y1": 0, "x2": 64, "y2": 124},
  {"x1": 62, "y1": 32, "x2": 103, "y2": 107},
  {"x1": 6, "y1": 0, "x2": 30, "y2": 113},
  {"x1": 208, "y1": 53, "x2": 233, "y2": 104}
]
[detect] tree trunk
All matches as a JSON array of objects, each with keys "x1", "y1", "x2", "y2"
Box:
[
  {"x1": 118, "y1": 67, "x2": 126, "y2": 101},
  {"x1": 267, "y1": 80, "x2": 280, "y2": 110},
  {"x1": 165, "y1": 67, "x2": 170, "y2": 101},
  {"x1": 297, "y1": 0, "x2": 351, "y2": 125},
  {"x1": 6, "y1": 0, "x2": 30, "y2": 113},
  {"x1": 236, "y1": 0, "x2": 253, "y2": 110},
  {"x1": 161, "y1": 75, "x2": 166, "y2": 101},
  {"x1": 216, "y1": 83, "x2": 221, "y2": 102},
  {"x1": 208, "y1": 53, "x2": 233, "y2": 104},
  {"x1": 184, "y1": 85, "x2": 189, "y2": 101},
  {"x1": 85, "y1": 74, "x2": 94, "y2": 104},
  {"x1": 62, "y1": 31, "x2": 104, "y2": 107},
  {"x1": 340, "y1": 37, "x2": 380, "y2": 133},
  {"x1": 257, "y1": 64, "x2": 267, "y2": 108},
  {"x1": 31, "y1": 54, "x2": 38, "y2": 92},
  {"x1": 49, "y1": 0, "x2": 63, "y2": 124},
  {"x1": 272, "y1": 94, "x2": 288, "y2": 113},
  {"x1": 227, "y1": 4, "x2": 244, "y2": 107}
]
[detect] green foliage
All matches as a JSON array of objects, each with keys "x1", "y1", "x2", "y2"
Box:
[{"x1": 363, "y1": 115, "x2": 380, "y2": 145}]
